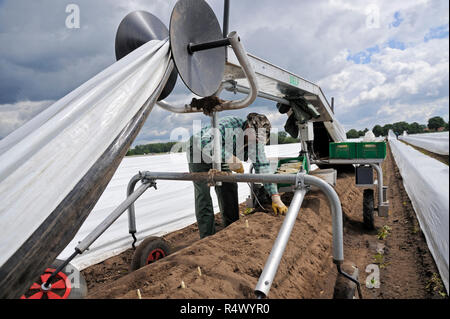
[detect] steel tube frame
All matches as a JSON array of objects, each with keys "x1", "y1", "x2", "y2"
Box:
[
  {"x1": 188, "y1": 38, "x2": 231, "y2": 54},
  {"x1": 255, "y1": 187, "x2": 307, "y2": 297},
  {"x1": 126, "y1": 173, "x2": 142, "y2": 234},
  {"x1": 223, "y1": 0, "x2": 230, "y2": 39},
  {"x1": 217, "y1": 32, "x2": 259, "y2": 110},
  {"x1": 212, "y1": 111, "x2": 222, "y2": 174},
  {"x1": 140, "y1": 171, "x2": 297, "y2": 184},
  {"x1": 312, "y1": 159, "x2": 386, "y2": 209},
  {"x1": 75, "y1": 182, "x2": 153, "y2": 253},
  {"x1": 157, "y1": 32, "x2": 258, "y2": 113},
  {"x1": 60, "y1": 170, "x2": 344, "y2": 299},
  {"x1": 255, "y1": 174, "x2": 344, "y2": 298},
  {"x1": 223, "y1": 0, "x2": 230, "y2": 60},
  {"x1": 303, "y1": 174, "x2": 344, "y2": 262},
  {"x1": 223, "y1": 82, "x2": 291, "y2": 106},
  {"x1": 137, "y1": 171, "x2": 344, "y2": 262},
  {"x1": 58, "y1": 169, "x2": 344, "y2": 299},
  {"x1": 370, "y1": 163, "x2": 384, "y2": 208}
]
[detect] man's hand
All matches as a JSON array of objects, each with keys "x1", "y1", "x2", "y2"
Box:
[
  {"x1": 271, "y1": 194, "x2": 288, "y2": 215},
  {"x1": 225, "y1": 156, "x2": 244, "y2": 173}
]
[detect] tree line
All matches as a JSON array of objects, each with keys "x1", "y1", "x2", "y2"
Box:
[
  {"x1": 126, "y1": 131, "x2": 299, "y2": 156},
  {"x1": 346, "y1": 116, "x2": 449, "y2": 139},
  {"x1": 127, "y1": 142, "x2": 180, "y2": 156}
]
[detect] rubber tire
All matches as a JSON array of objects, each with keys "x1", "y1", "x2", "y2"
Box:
[
  {"x1": 333, "y1": 264, "x2": 359, "y2": 299},
  {"x1": 130, "y1": 236, "x2": 171, "y2": 271},
  {"x1": 22, "y1": 259, "x2": 87, "y2": 299},
  {"x1": 363, "y1": 189, "x2": 375, "y2": 230}
]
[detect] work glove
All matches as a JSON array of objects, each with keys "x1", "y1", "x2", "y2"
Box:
[
  {"x1": 272, "y1": 194, "x2": 288, "y2": 215},
  {"x1": 225, "y1": 156, "x2": 244, "y2": 174}
]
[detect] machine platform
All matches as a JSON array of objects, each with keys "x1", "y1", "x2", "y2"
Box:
[{"x1": 224, "y1": 48, "x2": 347, "y2": 143}]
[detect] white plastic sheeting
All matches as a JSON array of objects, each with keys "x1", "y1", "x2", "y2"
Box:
[
  {"x1": 363, "y1": 130, "x2": 376, "y2": 142},
  {"x1": 58, "y1": 143, "x2": 304, "y2": 270},
  {"x1": 389, "y1": 133, "x2": 449, "y2": 293},
  {"x1": 0, "y1": 39, "x2": 171, "y2": 269},
  {"x1": 399, "y1": 132, "x2": 449, "y2": 155}
]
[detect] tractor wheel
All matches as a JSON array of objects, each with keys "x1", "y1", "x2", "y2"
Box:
[
  {"x1": 21, "y1": 259, "x2": 87, "y2": 299},
  {"x1": 130, "y1": 236, "x2": 170, "y2": 271},
  {"x1": 363, "y1": 189, "x2": 375, "y2": 230}
]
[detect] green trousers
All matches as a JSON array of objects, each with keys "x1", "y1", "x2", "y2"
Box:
[{"x1": 188, "y1": 161, "x2": 239, "y2": 239}]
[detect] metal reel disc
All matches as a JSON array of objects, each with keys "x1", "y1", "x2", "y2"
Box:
[
  {"x1": 170, "y1": 0, "x2": 225, "y2": 97},
  {"x1": 115, "y1": 11, "x2": 177, "y2": 101}
]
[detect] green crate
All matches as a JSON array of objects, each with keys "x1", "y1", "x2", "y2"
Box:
[
  {"x1": 275, "y1": 156, "x2": 308, "y2": 189},
  {"x1": 329, "y1": 142, "x2": 357, "y2": 159},
  {"x1": 357, "y1": 142, "x2": 386, "y2": 159}
]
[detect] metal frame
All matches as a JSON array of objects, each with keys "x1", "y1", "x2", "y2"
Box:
[
  {"x1": 43, "y1": 1, "x2": 361, "y2": 297},
  {"x1": 157, "y1": 32, "x2": 259, "y2": 114},
  {"x1": 254, "y1": 172, "x2": 347, "y2": 297},
  {"x1": 51, "y1": 170, "x2": 349, "y2": 299},
  {"x1": 312, "y1": 158, "x2": 389, "y2": 214}
]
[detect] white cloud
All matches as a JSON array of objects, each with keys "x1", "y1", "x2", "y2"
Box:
[
  {"x1": 0, "y1": 100, "x2": 54, "y2": 138},
  {"x1": 0, "y1": 0, "x2": 448, "y2": 141},
  {"x1": 318, "y1": 35, "x2": 449, "y2": 129}
]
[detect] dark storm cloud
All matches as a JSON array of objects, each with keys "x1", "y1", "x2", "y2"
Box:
[{"x1": 0, "y1": 0, "x2": 448, "y2": 143}]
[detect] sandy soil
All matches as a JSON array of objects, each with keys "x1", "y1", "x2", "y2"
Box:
[{"x1": 83, "y1": 146, "x2": 446, "y2": 299}]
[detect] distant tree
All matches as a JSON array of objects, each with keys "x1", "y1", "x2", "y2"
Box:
[
  {"x1": 445, "y1": 122, "x2": 449, "y2": 132},
  {"x1": 270, "y1": 131, "x2": 299, "y2": 144},
  {"x1": 392, "y1": 121, "x2": 410, "y2": 136},
  {"x1": 277, "y1": 131, "x2": 287, "y2": 144},
  {"x1": 372, "y1": 125, "x2": 383, "y2": 137},
  {"x1": 356, "y1": 129, "x2": 368, "y2": 137},
  {"x1": 278, "y1": 131, "x2": 287, "y2": 139},
  {"x1": 382, "y1": 124, "x2": 393, "y2": 136},
  {"x1": 428, "y1": 116, "x2": 446, "y2": 131},
  {"x1": 346, "y1": 129, "x2": 360, "y2": 139},
  {"x1": 126, "y1": 142, "x2": 181, "y2": 156},
  {"x1": 408, "y1": 122, "x2": 424, "y2": 134}
]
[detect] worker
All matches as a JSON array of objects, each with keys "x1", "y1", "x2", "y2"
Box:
[{"x1": 187, "y1": 113, "x2": 288, "y2": 239}]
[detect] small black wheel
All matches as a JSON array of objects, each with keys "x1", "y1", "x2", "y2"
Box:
[
  {"x1": 333, "y1": 263, "x2": 359, "y2": 299},
  {"x1": 130, "y1": 236, "x2": 171, "y2": 271},
  {"x1": 21, "y1": 259, "x2": 87, "y2": 299},
  {"x1": 363, "y1": 189, "x2": 375, "y2": 230}
]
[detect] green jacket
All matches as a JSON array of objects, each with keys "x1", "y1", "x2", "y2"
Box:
[{"x1": 189, "y1": 116, "x2": 278, "y2": 195}]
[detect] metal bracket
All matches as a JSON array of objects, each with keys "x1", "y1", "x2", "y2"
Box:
[
  {"x1": 157, "y1": 32, "x2": 258, "y2": 113},
  {"x1": 336, "y1": 263, "x2": 363, "y2": 299},
  {"x1": 131, "y1": 232, "x2": 137, "y2": 250},
  {"x1": 295, "y1": 171, "x2": 309, "y2": 190},
  {"x1": 140, "y1": 171, "x2": 157, "y2": 189}
]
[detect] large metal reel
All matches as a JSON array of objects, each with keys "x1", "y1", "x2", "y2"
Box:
[
  {"x1": 170, "y1": 0, "x2": 226, "y2": 97},
  {"x1": 115, "y1": 11, "x2": 177, "y2": 101}
]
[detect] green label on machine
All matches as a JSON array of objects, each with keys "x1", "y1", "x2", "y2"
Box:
[{"x1": 289, "y1": 75, "x2": 299, "y2": 86}]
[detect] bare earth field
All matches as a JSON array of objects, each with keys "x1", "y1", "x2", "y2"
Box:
[{"x1": 83, "y1": 146, "x2": 446, "y2": 299}]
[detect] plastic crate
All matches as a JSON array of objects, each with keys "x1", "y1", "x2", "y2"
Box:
[
  {"x1": 356, "y1": 142, "x2": 386, "y2": 159},
  {"x1": 275, "y1": 156, "x2": 308, "y2": 189},
  {"x1": 329, "y1": 142, "x2": 357, "y2": 159}
]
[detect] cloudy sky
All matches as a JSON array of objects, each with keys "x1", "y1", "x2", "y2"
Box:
[{"x1": 0, "y1": 0, "x2": 448, "y2": 145}]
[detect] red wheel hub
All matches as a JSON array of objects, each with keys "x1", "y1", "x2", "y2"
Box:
[
  {"x1": 146, "y1": 248, "x2": 166, "y2": 264},
  {"x1": 21, "y1": 267, "x2": 72, "y2": 299}
]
